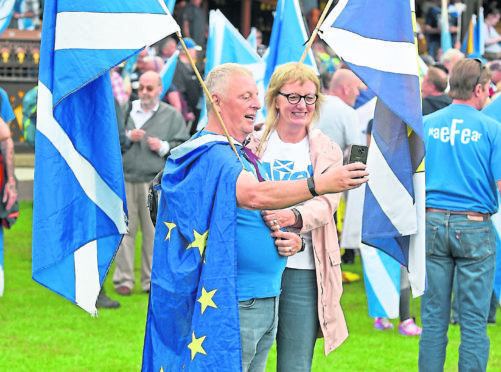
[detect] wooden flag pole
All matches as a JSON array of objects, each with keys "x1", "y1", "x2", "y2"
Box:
[{"x1": 177, "y1": 33, "x2": 243, "y2": 164}]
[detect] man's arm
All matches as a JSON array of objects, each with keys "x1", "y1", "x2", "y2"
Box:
[
  {"x1": 236, "y1": 162, "x2": 368, "y2": 211},
  {"x1": 0, "y1": 118, "x2": 10, "y2": 141},
  {"x1": 497, "y1": 180, "x2": 501, "y2": 197},
  {"x1": 1, "y1": 137, "x2": 17, "y2": 210}
]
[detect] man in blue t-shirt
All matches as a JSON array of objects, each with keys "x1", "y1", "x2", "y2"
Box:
[{"x1": 419, "y1": 59, "x2": 501, "y2": 372}]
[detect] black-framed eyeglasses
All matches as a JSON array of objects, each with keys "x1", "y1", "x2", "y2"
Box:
[
  {"x1": 278, "y1": 92, "x2": 318, "y2": 105},
  {"x1": 472, "y1": 58, "x2": 486, "y2": 91}
]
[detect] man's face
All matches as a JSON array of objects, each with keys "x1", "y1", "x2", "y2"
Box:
[
  {"x1": 478, "y1": 81, "x2": 491, "y2": 109},
  {"x1": 217, "y1": 73, "x2": 261, "y2": 142},
  {"x1": 138, "y1": 73, "x2": 162, "y2": 109},
  {"x1": 421, "y1": 73, "x2": 433, "y2": 97}
]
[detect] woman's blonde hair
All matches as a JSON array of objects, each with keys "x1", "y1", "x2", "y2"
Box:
[{"x1": 264, "y1": 62, "x2": 324, "y2": 131}]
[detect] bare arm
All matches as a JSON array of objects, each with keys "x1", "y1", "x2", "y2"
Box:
[
  {"x1": 1, "y1": 137, "x2": 17, "y2": 210},
  {"x1": 236, "y1": 162, "x2": 368, "y2": 211},
  {"x1": 497, "y1": 180, "x2": 501, "y2": 197},
  {"x1": 0, "y1": 118, "x2": 10, "y2": 141}
]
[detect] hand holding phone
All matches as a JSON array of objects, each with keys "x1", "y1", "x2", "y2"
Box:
[{"x1": 348, "y1": 145, "x2": 369, "y2": 165}]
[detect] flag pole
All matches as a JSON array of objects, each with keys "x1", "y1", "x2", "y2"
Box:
[
  {"x1": 299, "y1": 0, "x2": 335, "y2": 64},
  {"x1": 257, "y1": 0, "x2": 335, "y2": 156},
  {"x1": 177, "y1": 33, "x2": 243, "y2": 164}
]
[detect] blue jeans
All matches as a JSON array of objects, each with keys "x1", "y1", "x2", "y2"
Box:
[
  {"x1": 276, "y1": 268, "x2": 319, "y2": 372},
  {"x1": 239, "y1": 296, "x2": 279, "y2": 372},
  {"x1": 419, "y1": 212, "x2": 497, "y2": 372}
]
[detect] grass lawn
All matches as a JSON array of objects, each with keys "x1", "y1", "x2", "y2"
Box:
[{"x1": 0, "y1": 202, "x2": 499, "y2": 371}]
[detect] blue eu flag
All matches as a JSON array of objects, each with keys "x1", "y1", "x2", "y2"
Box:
[{"x1": 142, "y1": 134, "x2": 244, "y2": 371}]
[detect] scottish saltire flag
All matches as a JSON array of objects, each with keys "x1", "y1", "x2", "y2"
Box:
[
  {"x1": 441, "y1": 0, "x2": 452, "y2": 53},
  {"x1": 32, "y1": 0, "x2": 179, "y2": 315},
  {"x1": 160, "y1": 49, "x2": 178, "y2": 98},
  {"x1": 164, "y1": 0, "x2": 175, "y2": 12},
  {"x1": 142, "y1": 134, "x2": 243, "y2": 371},
  {"x1": 320, "y1": 0, "x2": 426, "y2": 296},
  {"x1": 361, "y1": 244, "x2": 401, "y2": 318},
  {"x1": 0, "y1": 0, "x2": 15, "y2": 35},
  {"x1": 197, "y1": 9, "x2": 265, "y2": 130},
  {"x1": 264, "y1": 0, "x2": 318, "y2": 88}
]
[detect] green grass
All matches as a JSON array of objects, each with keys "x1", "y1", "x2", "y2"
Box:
[{"x1": 0, "y1": 202, "x2": 499, "y2": 371}]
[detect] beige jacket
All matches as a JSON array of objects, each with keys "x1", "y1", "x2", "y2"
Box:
[{"x1": 247, "y1": 128, "x2": 349, "y2": 355}]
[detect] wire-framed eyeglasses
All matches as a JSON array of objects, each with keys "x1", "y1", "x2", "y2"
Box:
[{"x1": 278, "y1": 92, "x2": 318, "y2": 105}]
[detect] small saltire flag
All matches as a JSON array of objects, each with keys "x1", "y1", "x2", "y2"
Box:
[
  {"x1": 0, "y1": 0, "x2": 15, "y2": 35},
  {"x1": 441, "y1": 0, "x2": 452, "y2": 54},
  {"x1": 319, "y1": 0, "x2": 426, "y2": 296},
  {"x1": 142, "y1": 133, "x2": 243, "y2": 371},
  {"x1": 197, "y1": 9, "x2": 266, "y2": 130},
  {"x1": 263, "y1": 0, "x2": 318, "y2": 88},
  {"x1": 360, "y1": 244, "x2": 401, "y2": 318},
  {"x1": 32, "y1": 0, "x2": 179, "y2": 315},
  {"x1": 160, "y1": 49, "x2": 178, "y2": 98},
  {"x1": 462, "y1": 14, "x2": 476, "y2": 56}
]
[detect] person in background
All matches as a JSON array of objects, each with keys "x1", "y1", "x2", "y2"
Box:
[
  {"x1": 483, "y1": 9, "x2": 501, "y2": 61},
  {"x1": 113, "y1": 71, "x2": 189, "y2": 296},
  {"x1": 421, "y1": 66, "x2": 452, "y2": 115}
]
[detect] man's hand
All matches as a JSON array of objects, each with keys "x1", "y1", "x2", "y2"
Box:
[
  {"x1": 316, "y1": 162, "x2": 368, "y2": 194},
  {"x1": 271, "y1": 230, "x2": 302, "y2": 257},
  {"x1": 3, "y1": 177, "x2": 17, "y2": 210},
  {"x1": 129, "y1": 129, "x2": 146, "y2": 142},
  {"x1": 146, "y1": 137, "x2": 161, "y2": 152},
  {"x1": 261, "y1": 209, "x2": 295, "y2": 230}
]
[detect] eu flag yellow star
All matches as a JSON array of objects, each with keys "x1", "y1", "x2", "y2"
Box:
[
  {"x1": 197, "y1": 286, "x2": 218, "y2": 315},
  {"x1": 186, "y1": 229, "x2": 209, "y2": 258},
  {"x1": 163, "y1": 222, "x2": 177, "y2": 241},
  {"x1": 188, "y1": 331, "x2": 207, "y2": 361}
]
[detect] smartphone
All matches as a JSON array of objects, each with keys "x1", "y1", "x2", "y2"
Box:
[{"x1": 348, "y1": 145, "x2": 369, "y2": 165}]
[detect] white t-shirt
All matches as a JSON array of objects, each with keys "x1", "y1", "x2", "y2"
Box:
[{"x1": 261, "y1": 131, "x2": 315, "y2": 270}]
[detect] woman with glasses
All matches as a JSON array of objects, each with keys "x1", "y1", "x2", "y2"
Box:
[{"x1": 247, "y1": 62, "x2": 350, "y2": 371}]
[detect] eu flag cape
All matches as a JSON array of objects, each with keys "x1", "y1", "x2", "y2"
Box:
[{"x1": 142, "y1": 134, "x2": 243, "y2": 371}]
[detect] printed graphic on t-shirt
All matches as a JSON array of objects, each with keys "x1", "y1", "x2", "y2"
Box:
[
  {"x1": 261, "y1": 160, "x2": 313, "y2": 181},
  {"x1": 427, "y1": 119, "x2": 482, "y2": 146}
]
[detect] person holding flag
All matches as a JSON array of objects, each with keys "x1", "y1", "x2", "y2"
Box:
[{"x1": 142, "y1": 63, "x2": 368, "y2": 372}]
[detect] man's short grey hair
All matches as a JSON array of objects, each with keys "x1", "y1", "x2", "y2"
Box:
[
  {"x1": 205, "y1": 63, "x2": 253, "y2": 113},
  {"x1": 440, "y1": 48, "x2": 464, "y2": 64}
]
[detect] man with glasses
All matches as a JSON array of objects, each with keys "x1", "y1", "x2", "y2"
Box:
[
  {"x1": 419, "y1": 58, "x2": 501, "y2": 371},
  {"x1": 113, "y1": 71, "x2": 189, "y2": 296}
]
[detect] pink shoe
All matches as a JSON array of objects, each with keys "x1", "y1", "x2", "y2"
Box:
[
  {"x1": 374, "y1": 317, "x2": 394, "y2": 330},
  {"x1": 399, "y1": 318, "x2": 422, "y2": 336}
]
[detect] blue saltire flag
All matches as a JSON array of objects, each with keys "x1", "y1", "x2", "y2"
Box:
[
  {"x1": 164, "y1": 0, "x2": 175, "y2": 13},
  {"x1": 160, "y1": 49, "x2": 178, "y2": 98},
  {"x1": 32, "y1": 0, "x2": 179, "y2": 315},
  {"x1": 197, "y1": 9, "x2": 266, "y2": 130},
  {"x1": 360, "y1": 244, "x2": 401, "y2": 318},
  {"x1": 441, "y1": 0, "x2": 452, "y2": 54},
  {"x1": 263, "y1": 0, "x2": 318, "y2": 88},
  {"x1": 462, "y1": 11, "x2": 485, "y2": 58},
  {"x1": 142, "y1": 133, "x2": 243, "y2": 371},
  {"x1": 320, "y1": 0, "x2": 426, "y2": 296},
  {"x1": 0, "y1": 0, "x2": 15, "y2": 35}
]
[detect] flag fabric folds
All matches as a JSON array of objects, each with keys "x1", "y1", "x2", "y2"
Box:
[
  {"x1": 142, "y1": 134, "x2": 243, "y2": 371},
  {"x1": 360, "y1": 244, "x2": 401, "y2": 318},
  {"x1": 319, "y1": 0, "x2": 426, "y2": 296},
  {"x1": 197, "y1": 9, "x2": 266, "y2": 130},
  {"x1": 0, "y1": 0, "x2": 15, "y2": 35},
  {"x1": 32, "y1": 0, "x2": 179, "y2": 315},
  {"x1": 160, "y1": 49, "x2": 179, "y2": 98},
  {"x1": 263, "y1": 0, "x2": 318, "y2": 88},
  {"x1": 441, "y1": 0, "x2": 452, "y2": 53}
]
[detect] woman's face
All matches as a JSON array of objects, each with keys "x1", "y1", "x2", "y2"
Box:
[{"x1": 275, "y1": 79, "x2": 317, "y2": 129}]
